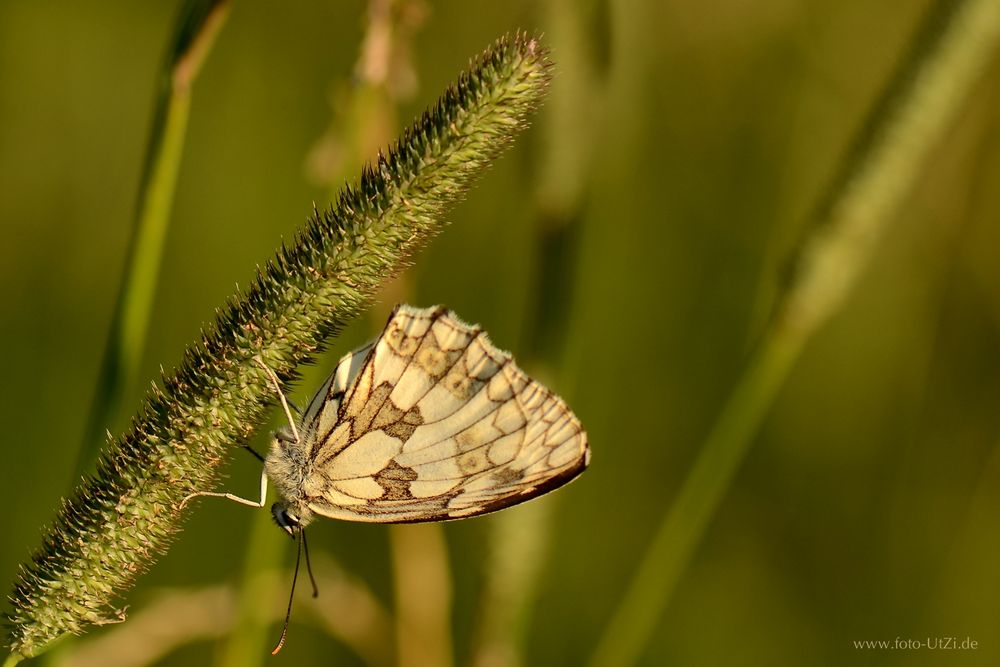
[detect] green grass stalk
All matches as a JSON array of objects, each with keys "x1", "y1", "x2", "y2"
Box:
[
  {"x1": 590, "y1": 0, "x2": 1000, "y2": 664},
  {"x1": 214, "y1": 508, "x2": 284, "y2": 667},
  {"x1": 390, "y1": 525, "x2": 454, "y2": 667},
  {"x1": 470, "y1": 0, "x2": 601, "y2": 658},
  {"x1": 71, "y1": 0, "x2": 232, "y2": 481},
  {"x1": 589, "y1": 333, "x2": 802, "y2": 667}
]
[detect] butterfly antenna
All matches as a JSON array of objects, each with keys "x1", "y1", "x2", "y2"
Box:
[
  {"x1": 271, "y1": 529, "x2": 304, "y2": 655},
  {"x1": 254, "y1": 355, "x2": 300, "y2": 443},
  {"x1": 302, "y1": 529, "x2": 319, "y2": 598}
]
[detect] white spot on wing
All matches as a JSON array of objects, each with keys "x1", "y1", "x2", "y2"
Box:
[
  {"x1": 488, "y1": 432, "x2": 522, "y2": 466},
  {"x1": 548, "y1": 436, "x2": 585, "y2": 467},
  {"x1": 333, "y1": 477, "x2": 386, "y2": 500},
  {"x1": 326, "y1": 431, "x2": 402, "y2": 480},
  {"x1": 409, "y1": 478, "x2": 462, "y2": 498},
  {"x1": 320, "y1": 486, "x2": 367, "y2": 507}
]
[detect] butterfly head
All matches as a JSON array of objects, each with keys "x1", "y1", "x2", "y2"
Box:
[{"x1": 271, "y1": 502, "x2": 302, "y2": 537}]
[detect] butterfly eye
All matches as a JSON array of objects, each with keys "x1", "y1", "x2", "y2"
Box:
[{"x1": 271, "y1": 503, "x2": 299, "y2": 536}]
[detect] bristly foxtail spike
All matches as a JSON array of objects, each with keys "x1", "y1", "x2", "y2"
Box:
[{"x1": 6, "y1": 32, "x2": 553, "y2": 658}]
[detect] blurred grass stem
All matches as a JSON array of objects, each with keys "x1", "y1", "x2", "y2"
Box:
[
  {"x1": 390, "y1": 525, "x2": 454, "y2": 667},
  {"x1": 71, "y1": 0, "x2": 232, "y2": 481},
  {"x1": 590, "y1": 332, "x2": 802, "y2": 667},
  {"x1": 472, "y1": 501, "x2": 553, "y2": 667},
  {"x1": 214, "y1": 508, "x2": 284, "y2": 667},
  {"x1": 469, "y1": 0, "x2": 599, "y2": 660},
  {"x1": 590, "y1": 0, "x2": 1000, "y2": 664}
]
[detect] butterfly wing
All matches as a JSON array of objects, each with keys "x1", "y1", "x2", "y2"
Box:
[
  {"x1": 300, "y1": 305, "x2": 589, "y2": 523},
  {"x1": 295, "y1": 342, "x2": 373, "y2": 460}
]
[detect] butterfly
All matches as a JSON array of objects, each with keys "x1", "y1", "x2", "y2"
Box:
[{"x1": 183, "y1": 304, "x2": 589, "y2": 652}]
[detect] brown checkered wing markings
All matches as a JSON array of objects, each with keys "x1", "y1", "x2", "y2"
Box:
[{"x1": 299, "y1": 305, "x2": 589, "y2": 523}]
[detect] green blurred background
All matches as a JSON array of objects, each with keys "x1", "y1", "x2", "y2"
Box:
[{"x1": 2, "y1": 1, "x2": 1000, "y2": 665}]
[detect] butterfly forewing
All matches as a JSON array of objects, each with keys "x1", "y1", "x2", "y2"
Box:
[
  {"x1": 298, "y1": 305, "x2": 589, "y2": 523},
  {"x1": 298, "y1": 343, "x2": 373, "y2": 460}
]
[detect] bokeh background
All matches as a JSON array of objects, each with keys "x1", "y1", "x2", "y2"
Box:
[{"x1": 3, "y1": 1, "x2": 1000, "y2": 665}]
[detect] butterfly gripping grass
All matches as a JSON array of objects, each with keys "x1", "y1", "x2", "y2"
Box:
[{"x1": 5, "y1": 32, "x2": 553, "y2": 659}]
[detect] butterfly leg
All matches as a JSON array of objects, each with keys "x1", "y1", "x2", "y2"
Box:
[
  {"x1": 253, "y1": 355, "x2": 300, "y2": 443},
  {"x1": 179, "y1": 468, "x2": 269, "y2": 510},
  {"x1": 242, "y1": 444, "x2": 265, "y2": 463}
]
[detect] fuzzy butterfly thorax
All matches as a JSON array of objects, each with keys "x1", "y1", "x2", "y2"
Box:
[{"x1": 266, "y1": 433, "x2": 316, "y2": 529}]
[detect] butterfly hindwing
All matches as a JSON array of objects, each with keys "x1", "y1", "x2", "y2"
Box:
[{"x1": 300, "y1": 305, "x2": 589, "y2": 523}]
